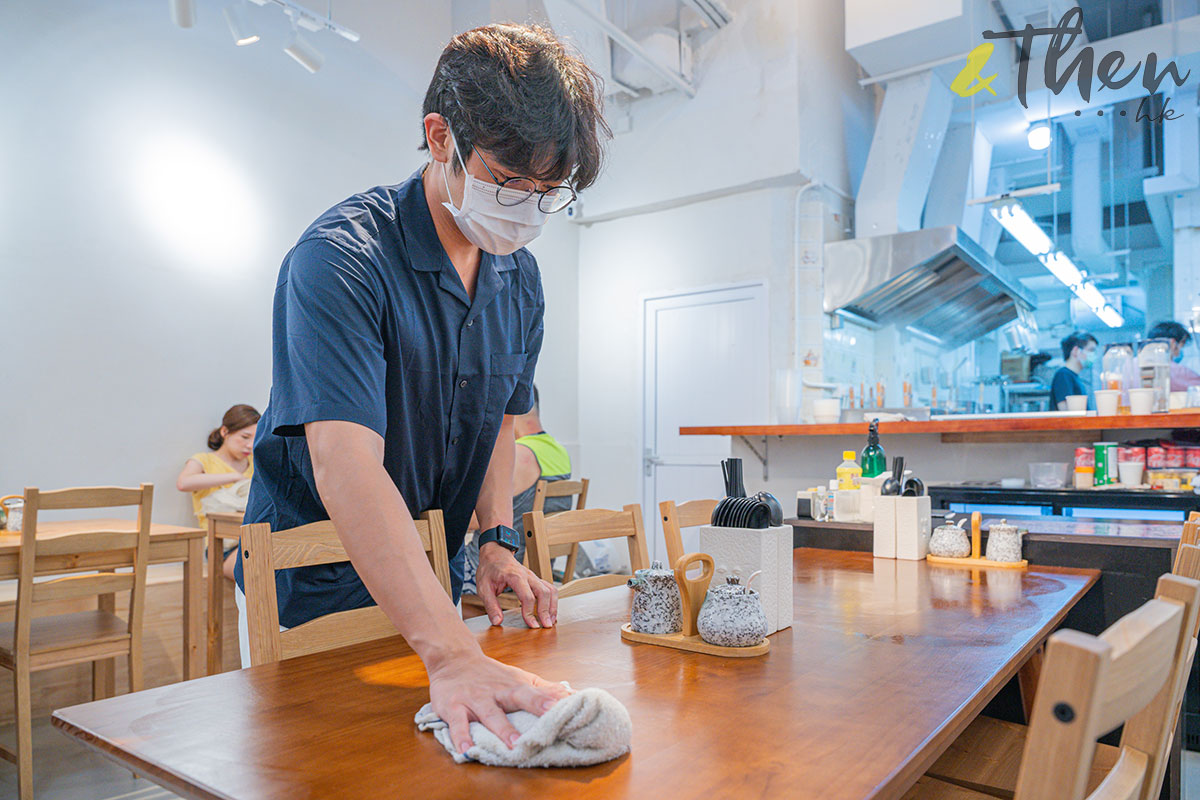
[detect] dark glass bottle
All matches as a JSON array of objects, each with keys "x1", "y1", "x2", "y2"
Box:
[{"x1": 861, "y1": 421, "x2": 887, "y2": 478}]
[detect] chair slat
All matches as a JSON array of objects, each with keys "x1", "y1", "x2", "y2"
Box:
[
  {"x1": 1088, "y1": 749, "x2": 1149, "y2": 800},
  {"x1": 541, "y1": 508, "x2": 634, "y2": 546},
  {"x1": 34, "y1": 486, "x2": 145, "y2": 510},
  {"x1": 31, "y1": 572, "x2": 135, "y2": 604},
  {"x1": 35, "y1": 531, "x2": 138, "y2": 557},
  {"x1": 557, "y1": 574, "x2": 629, "y2": 599},
  {"x1": 542, "y1": 480, "x2": 586, "y2": 498},
  {"x1": 280, "y1": 605, "x2": 408, "y2": 660},
  {"x1": 1094, "y1": 598, "x2": 1184, "y2": 735}
]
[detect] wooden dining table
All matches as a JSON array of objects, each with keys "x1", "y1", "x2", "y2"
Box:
[
  {"x1": 52, "y1": 549, "x2": 1098, "y2": 799},
  {"x1": 0, "y1": 518, "x2": 207, "y2": 687}
]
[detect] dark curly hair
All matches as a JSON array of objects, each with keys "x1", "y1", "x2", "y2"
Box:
[{"x1": 419, "y1": 23, "x2": 610, "y2": 190}]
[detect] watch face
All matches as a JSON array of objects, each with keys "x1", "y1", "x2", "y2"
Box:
[{"x1": 498, "y1": 526, "x2": 521, "y2": 550}]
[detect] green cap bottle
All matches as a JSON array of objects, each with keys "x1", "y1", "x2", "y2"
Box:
[{"x1": 861, "y1": 420, "x2": 886, "y2": 478}]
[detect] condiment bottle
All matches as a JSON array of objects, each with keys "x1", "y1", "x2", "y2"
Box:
[
  {"x1": 860, "y1": 421, "x2": 886, "y2": 478},
  {"x1": 836, "y1": 451, "x2": 862, "y2": 490}
]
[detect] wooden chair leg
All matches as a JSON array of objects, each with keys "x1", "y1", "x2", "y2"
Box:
[
  {"x1": 92, "y1": 658, "x2": 115, "y2": 701},
  {"x1": 1017, "y1": 645, "x2": 1044, "y2": 722},
  {"x1": 128, "y1": 644, "x2": 143, "y2": 694},
  {"x1": 14, "y1": 659, "x2": 33, "y2": 800},
  {"x1": 563, "y1": 544, "x2": 579, "y2": 584}
]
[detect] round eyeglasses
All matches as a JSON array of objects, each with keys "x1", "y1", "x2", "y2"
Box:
[{"x1": 475, "y1": 149, "x2": 577, "y2": 213}]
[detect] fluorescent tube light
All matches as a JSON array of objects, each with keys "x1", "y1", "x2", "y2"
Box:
[
  {"x1": 991, "y1": 203, "x2": 1054, "y2": 256},
  {"x1": 224, "y1": 4, "x2": 260, "y2": 45},
  {"x1": 284, "y1": 30, "x2": 323, "y2": 73},
  {"x1": 1096, "y1": 304, "x2": 1125, "y2": 327},
  {"x1": 1026, "y1": 122, "x2": 1051, "y2": 151},
  {"x1": 169, "y1": 0, "x2": 196, "y2": 28},
  {"x1": 1038, "y1": 251, "x2": 1083, "y2": 288}
]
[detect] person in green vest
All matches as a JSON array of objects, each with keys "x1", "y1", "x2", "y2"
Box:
[{"x1": 460, "y1": 385, "x2": 573, "y2": 594}]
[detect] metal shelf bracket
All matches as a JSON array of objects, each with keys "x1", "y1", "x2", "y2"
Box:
[{"x1": 738, "y1": 435, "x2": 769, "y2": 481}]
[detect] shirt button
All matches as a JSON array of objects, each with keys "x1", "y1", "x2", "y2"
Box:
[
  {"x1": 467, "y1": 319, "x2": 474, "y2": 327},
  {"x1": 459, "y1": 379, "x2": 468, "y2": 388},
  {"x1": 451, "y1": 437, "x2": 459, "y2": 445}
]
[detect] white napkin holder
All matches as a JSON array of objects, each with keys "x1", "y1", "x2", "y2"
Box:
[
  {"x1": 873, "y1": 496, "x2": 931, "y2": 560},
  {"x1": 699, "y1": 524, "x2": 793, "y2": 635}
]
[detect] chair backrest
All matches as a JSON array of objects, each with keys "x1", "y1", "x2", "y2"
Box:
[
  {"x1": 16, "y1": 485, "x2": 154, "y2": 653},
  {"x1": 659, "y1": 498, "x2": 719, "y2": 568},
  {"x1": 532, "y1": 478, "x2": 589, "y2": 515},
  {"x1": 1181, "y1": 512, "x2": 1199, "y2": 549},
  {"x1": 1015, "y1": 572, "x2": 1200, "y2": 800},
  {"x1": 524, "y1": 504, "x2": 649, "y2": 599},
  {"x1": 241, "y1": 511, "x2": 452, "y2": 666}
]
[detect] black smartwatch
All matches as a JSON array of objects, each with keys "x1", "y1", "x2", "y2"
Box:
[{"x1": 477, "y1": 524, "x2": 521, "y2": 554}]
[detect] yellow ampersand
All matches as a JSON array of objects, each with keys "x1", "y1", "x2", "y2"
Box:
[{"x1": 951, "y1": 43, "x2": 998, "y2": 97}]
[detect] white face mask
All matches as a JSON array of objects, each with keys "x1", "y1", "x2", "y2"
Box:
[{"x1": 440, "y1": 129, "x2": 549, "y2": 256}]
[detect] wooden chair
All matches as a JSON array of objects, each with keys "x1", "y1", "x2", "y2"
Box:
[
  {"x1": 915, "y1": 561, "x2": 1200, "y2": 800},
  {"x1": 462, "y1": 478, "x2": 590, "y2": 615},
  {"x1": 659, "y1": 498, "x2": 719, "y2": 568},
  {"x1": 241, "y1": 511, "x2": 451, "y2": 666},
  {"x1": 0, "y1": 484, "x2": 153, "y2": 800},
  {"x1": 524, "y1": 504, "x2": 649, "y2": 599}
]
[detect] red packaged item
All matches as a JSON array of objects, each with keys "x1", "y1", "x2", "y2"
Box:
[
  {"x1": 1118, "y1": 446, "x2": 1146, "y2": 464},
  {"x1": 1147, "y1": 446, "x2": 1167, "y2": 468},
  {"x1": 1188, "y1": 448, "x2": 1200, "y2": 469},
  {"x1": 1166, "y1": 446, "x2": 1186, "y2": 468},
  {"x1": 1074, "y1": 447, "x2": 1094, "y2": 468}
]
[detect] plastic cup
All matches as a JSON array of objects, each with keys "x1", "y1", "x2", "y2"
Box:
[
  {"x1": 1129, "y1": 387, "x2": 1155, "y2": 415},
  {"x1": 812, "y1": 397, "x2": 842, "y2": 424},
  {"x1": 1094, "y1": 389, "x2": 1119, "y2": 416},
  {"x1": 1117, "y1": 461, "x2": 1145, "y2": 487},
  {"x1": 1065, "y1": 394, "x2": 1087, "y2": 411}
]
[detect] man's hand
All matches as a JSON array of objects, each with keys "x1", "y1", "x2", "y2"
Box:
[
  {"x1": 475, "y1": 541, "x2": 557, "y2": 628},
  {"x1": 427, "y1": 651, "x2": 572, "y2": 754}
]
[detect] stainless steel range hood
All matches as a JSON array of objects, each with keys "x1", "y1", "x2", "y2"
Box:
[{"x1": 823, "y1": 226, "x2": 1036, "y2": 348}]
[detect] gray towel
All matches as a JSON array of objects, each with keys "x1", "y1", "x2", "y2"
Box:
[{"x1": 414, "y1": 686, "x2": 632, "y2": 767}]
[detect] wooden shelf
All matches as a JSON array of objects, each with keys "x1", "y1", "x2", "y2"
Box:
[{"x1": 681, "y1": 412, "x2": 1200, "y2": 438}]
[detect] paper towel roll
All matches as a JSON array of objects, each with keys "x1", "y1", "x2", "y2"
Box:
[{"x1": 699, "y1": 525, "x2": 793, "y2": 635}]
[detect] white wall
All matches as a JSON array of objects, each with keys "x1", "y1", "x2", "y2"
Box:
[
  {"x1": 573, "y1": 0, "x2": 873, "y2": 511},
  {"x1": 0, "y1": 0, "x2": 453, "y2": 524}
]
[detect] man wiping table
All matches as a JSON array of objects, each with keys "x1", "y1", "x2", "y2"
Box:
[{"x1": 235, "y1": 23, "x2": 610, "y2": 757}]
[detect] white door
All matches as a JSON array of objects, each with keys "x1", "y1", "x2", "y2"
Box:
[{"x1": 642, "y1": 283, "x2": 770, "y2": 563}]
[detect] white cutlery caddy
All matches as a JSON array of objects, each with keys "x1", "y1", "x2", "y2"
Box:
[{"x1": 698, "y1": 525, "x2": 793, "y2": 635}]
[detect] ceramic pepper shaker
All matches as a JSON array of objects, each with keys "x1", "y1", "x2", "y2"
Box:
[
  {"x1": 985, "y1": 519, "x2": 1023, "y2": 563},
  {"x1": 696, "y1": 573, "x2": 768, "y2": 647}
]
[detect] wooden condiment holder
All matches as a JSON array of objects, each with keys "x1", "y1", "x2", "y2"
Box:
[
  {"x1": 620, "y1": 552, "x2": 770, "y2": 658},
  {"x1": 925, "y1": 511, "x2": 1027, "y2": 570}
]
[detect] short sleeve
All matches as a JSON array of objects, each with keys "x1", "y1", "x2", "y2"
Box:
[
  {"x1": 270, "y1": 238, "x2": 387, "y2": 438},
  {"x1": 1049, "y1": 369, "x2": 1073, "y2": 407},
  {"x1": 505, "y1": 271, "x2": 544, "y2": 415}
]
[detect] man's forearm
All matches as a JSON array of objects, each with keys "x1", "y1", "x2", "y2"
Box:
[
  {"x1": 312, "y1": 440, "x2": 479, "y2": 669},
  {"x1": 475, "y1": 416, "x2": 516, "y2": 532}
]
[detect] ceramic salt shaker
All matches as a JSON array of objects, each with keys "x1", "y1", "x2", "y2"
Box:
[
  {"x1": 696, "y1": 573, "x2": 768, "y2": 647},
  {"x1": 628, "y1": 561, "x2": 682, "y2": 634},
  {"x1": 985, "y1": 519, "x2": 1023, "y2": 563},
  {"x1": 929, "y1": 518, "x2": 970, "y2": 558}
]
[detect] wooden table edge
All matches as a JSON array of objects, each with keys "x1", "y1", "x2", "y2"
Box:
[
  {"x1": 51, "y1": 713, "x2": 230, "y2": 800},
  {"x1": 876, "y1": 565, "x2": 1100, "y2": 798}
]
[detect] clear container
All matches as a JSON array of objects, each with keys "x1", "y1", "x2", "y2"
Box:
[
  {"x1": 1101, "y1": 343, "x2": 1135, "y2": 414},
  {"x1": 836, "y1": 451, "x2": 862, "y2": 490},
  {"x1": 1138, "y1": 339, "x2": 1172, "y2": 413},
  {"x1": 1029, "y1": 462, "x2": 1069, "y2": 488}
]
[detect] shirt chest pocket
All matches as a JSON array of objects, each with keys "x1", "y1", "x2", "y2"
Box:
[{"x1": 486, "y1": 352, "x2": 528, "y2": 422}]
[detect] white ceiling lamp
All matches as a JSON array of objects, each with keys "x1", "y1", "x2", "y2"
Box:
[
  {"x1": 284, "y1": 28, "x2": 324, "y2": 73},
  {"x1": 991, "y1": 201, "x2": 1125, "y2": 328},
  {"x1": 223, "y1": 4, "x2": 260, "y2": 46},
  {"x1": 1026, "y1": 122, "x2": 1051, "y2": 151},
  {"x1": 248, "y1": 0, "x2": 360, "y2": 42},
  {"x1": 169, "y1": 0, "x2": 196, "y2": 28}
]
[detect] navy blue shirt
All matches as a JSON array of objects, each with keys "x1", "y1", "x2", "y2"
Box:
[
  {"x1": 1050, "y1": 366, "x2": 1090, "y2": 409},
  {"x1": 236, "y1": 169, "x2": 544, "y2": 627}
]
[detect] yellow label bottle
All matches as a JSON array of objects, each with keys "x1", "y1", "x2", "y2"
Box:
[{"x1": 836, "y1": 451, "x2": 862, "y2": 490}]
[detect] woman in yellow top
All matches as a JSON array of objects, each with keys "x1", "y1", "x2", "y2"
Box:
[{"x1": 176, "y1": 404, "x2": 259, "y2": 579}]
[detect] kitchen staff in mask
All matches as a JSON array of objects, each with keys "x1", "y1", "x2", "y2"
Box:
[
  {"x1": 1051, "y1": 330, "x2": 1098, "y2": 410},
  {"x1": 235, "y1": 23, "x2": 610, "y2": 757},
  {"x1": 1147, "y1": 320, "x2": 1200, "y2": 391}
]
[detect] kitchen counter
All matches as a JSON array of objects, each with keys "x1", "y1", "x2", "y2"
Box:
[
  {"x1": 929, "y1": 484, "x2": 1200, "y2": 516},
  {"x1": 682, "y1": 411, "x2": 1200, "y2": 438}
]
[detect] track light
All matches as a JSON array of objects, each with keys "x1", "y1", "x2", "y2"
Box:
[
  {"x1": 169, "y1": 0, "x2": 195, "y2": 28},
  {"x1": 284, "y1": 30, "x2": 324, "y2": 73},
  {"x1": 223, "y1": 4, "x2": 260, "y2": 46},
  {"x1": 1026, "y1": 122, "x2": 1051, "y2": 151}
]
